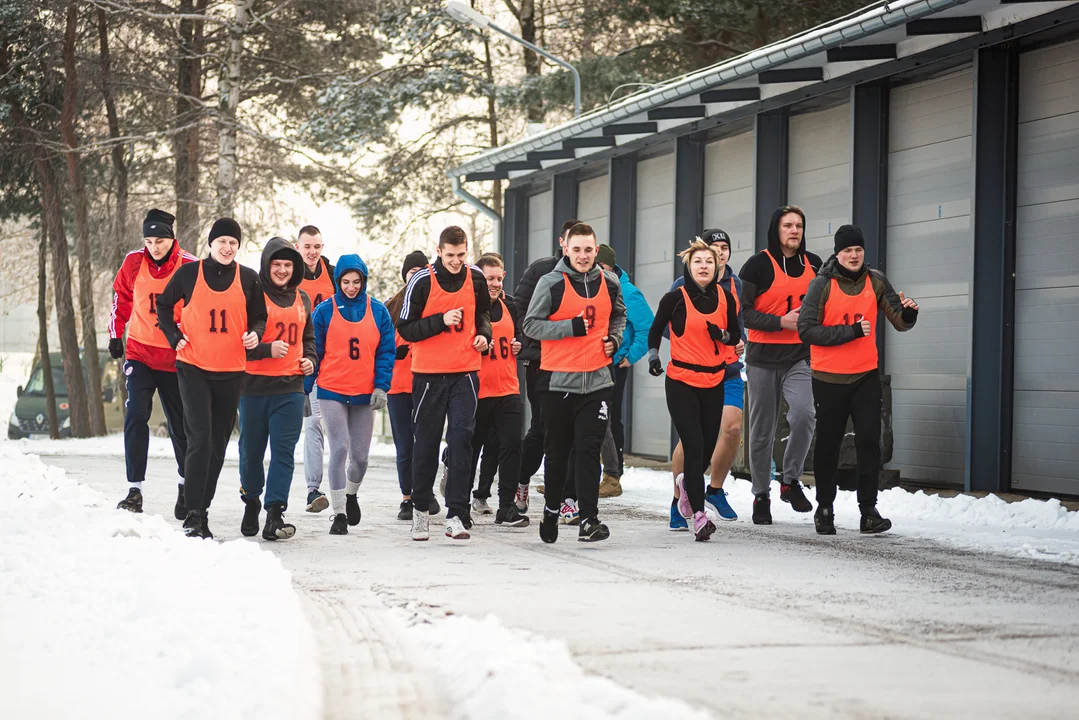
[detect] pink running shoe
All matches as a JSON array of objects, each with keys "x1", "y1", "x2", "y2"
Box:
[
  {"x1": 675, "y1": 474, "x2": 692, "y2": 519},
  {"x1": 693, "y1": 511, "x2": 716, "y2": 541}
]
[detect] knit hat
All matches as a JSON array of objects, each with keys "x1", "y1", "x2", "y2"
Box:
[
  {"x1": 143, "y1": 209, "x2": 175, "y2": 239},
  {"x1": 596, "y1": 244, "x2": 617, "y2": 268},
  {"x1": 401, "y1": 250, "x2": 428, "y2": 282},
  {"x1": 702, "y1": 228, "x2": 731, "y2": 251},
  {"x1": 834, "y1": 224, "x2": 865, "y2": 254},
  {"x1": 208, "y1": 217, "x2": 242, "y2": 245}
]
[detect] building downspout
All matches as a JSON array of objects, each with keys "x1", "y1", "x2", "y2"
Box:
[{"x1": 451, "y1": 175, "x2": 503, "y2": 253}]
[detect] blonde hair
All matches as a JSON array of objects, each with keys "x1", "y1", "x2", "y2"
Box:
[{"x1": 678, "y1": 238, "x2": 720, "y2": 266}]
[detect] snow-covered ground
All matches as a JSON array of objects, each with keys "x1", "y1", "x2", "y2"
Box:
[{"x1": 0, "y1": 351, "x2": 34, "y2": 425}]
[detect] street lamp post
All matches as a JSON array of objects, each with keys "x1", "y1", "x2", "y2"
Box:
[{"x1": 445, "y1": 1, "x2": 581, "y2": 117}]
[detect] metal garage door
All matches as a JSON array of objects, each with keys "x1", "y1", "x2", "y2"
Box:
[
  {"x1": 1013, "y1": 40, "x2": 1079, "y2": 496},
  {"x1": 577, "y1": 174, "x2": 610, "y2": 245},
  {"x1": 703, "y1": 130, "x2": 756, "y2": 273},
  {"x1": 527, "y1": 190, "x2": 553, "y2": 264},
  {"x1": 631, "y1": 153, "x2": 675, "y2": 457},
  {"x1": 885, "y1": 68, "x2": 974, "y2": 486},
  {"x1": 788, "y1": 103, "x2": 852, "y2": 259}
]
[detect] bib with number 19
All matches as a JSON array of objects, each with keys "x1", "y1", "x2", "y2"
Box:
[{"x1": 410, "y1": 264, "x2": 481, "y2": 374}]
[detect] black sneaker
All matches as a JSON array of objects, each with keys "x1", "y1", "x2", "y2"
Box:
[
  {"x1": 173, "y1": 484, "x2": 186, "y2": 520},
  {"x1": 117, "y1": 487, "x2": 143, "y2": 513},
  {"x1": 539, "y1": 507, "x2": 559, "y2": 544},
  {"x1": 460, "y1": 509, "x2": 474, "y2": 530},
  {"x1": 201, "y1": 512, "x2": 213, "y2": 540},
  {"x1": 329, "y1": 513, "x2": 348, "y2": 535},
  {"x1": 495, "y1": 506, "x2": 530, "y2": 528},
  {"x1": 428, "y1": 495, "x2": 441, "y2": 516},
  {"x1": 780, "y1": 481, "x2": 813, "y2": 513},
  {"x1": 240, "y1": 495, "x2": 261, "y2": 537},
  {"x1": 578, "y1": 517, "x2": 610, "y2": 543},
  {"x1": 860, "y1": 507, "x2": 892, "y2": 534},
  {"x1": 262, "y1": 504, "x2": 296, "y2": 541},
  {"x1": 346, "y1": 493, "x2": 361, "y2": 526},
  {"x1": 397, "y1": 500, "x2": 413, "y2": 521},
  {"x1": 183, "y1": 510, "x2": 204, "y2": 538},
  {"x1": 814, "y1": 506, "x2": 836, "y2": 535},
  {"x1": 752, "y1": 494, "x2": 772, "y2": 525}
]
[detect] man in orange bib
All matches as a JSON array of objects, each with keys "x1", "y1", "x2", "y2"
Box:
[
  {"x1": 799, "y1": 225, "x2": 918, "y2": 535},
  {"x1": 238, "y1": 237, "x2": 317, "y2": 541},
  {"x1": 739, "y1": 206, "x2": 822, "y2": 524},
  {"x1": 157, "y1": 217, "x2": 267, "y2": 539},
  {"x1": 398, "y1": 226, "x2": 492, "y2": 541},
  {"x1": 523, "y1": 223, "x2": 626, "y2": 544},
  {"x1": 110, "y1": 209, "x2": 198, "y2": 517},
  {"x1": 295, "y1": 224, "x2": 336, "y2": 513}
]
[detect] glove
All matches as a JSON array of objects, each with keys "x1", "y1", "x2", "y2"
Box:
[
  {"x1": 649, "y1": 358, "x2": 664, "y2": 377},
  {"x1": 108, "y1": 337, "x2": 125, "y2": 359},
  {"x1": 706, "y1": 321, "x2": 728, "y2": 344},
  {"x1": 304, "y1": 395, "x2": 312, "y2": 418},
  {"x1": 370, "y1": 388, "x2": 388, "y2": 411},
  {"x1": 395, "y1": 344, "x2": 410, "y2": 360}
]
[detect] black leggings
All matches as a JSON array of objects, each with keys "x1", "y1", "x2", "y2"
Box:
[
  {"x1": 176, "y1": 363, "x2": 242, "y2": 514},
  {"x1": 666, "y1": 375, "x2": 724, "y2": 514},
  {"x1": 812, "y1": 372, "x2": 882, "y2": 510}
]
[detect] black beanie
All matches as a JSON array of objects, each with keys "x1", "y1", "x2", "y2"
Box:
[
  {"x1": 401, "y1": 250, "x2": 428, "y2": 282},
  {"x1": 834, "y1": 224, "x2": 865, "y2": 254},
  {"x1": 702, "y1": 228, "x2": 731, "y2": 251},
  {"x1": 208, "y1": 217, "x2": 242, "y2": 245},
  {"x1": 143, "y1": 209, "x2": 175, "y2": 239}
]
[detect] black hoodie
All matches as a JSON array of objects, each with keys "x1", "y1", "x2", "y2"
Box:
[
  {"x1": 648, "y1": 262, "x2": 741, "y2": 352},
  {"x1": 738, "y1": 206, "x2": 823, "y2": 369},
  {"x1": 242, "y1": 237, "x2": 318, "y2": 396}
]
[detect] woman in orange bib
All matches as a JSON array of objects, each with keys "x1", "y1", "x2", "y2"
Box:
[
  {"x1": 799, "y1": 225, "x2": 919, "y2": 535},
  {"x1": 647, "y1": 239, "x2": 741, "y2": 542},
  {"x1": 156, "y1": 218, "x2": 267, "y2": 539},
  {"x1": 307, "y1": 254, "x2": 395, "y2": 536}
]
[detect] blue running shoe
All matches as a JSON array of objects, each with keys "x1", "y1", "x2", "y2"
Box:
[
  {"x1": 669, "y1": 500, "x2": 689, "y2": 531},
  {"x1": 705, "y1": 489, "x2": 738, "y2": 521}
]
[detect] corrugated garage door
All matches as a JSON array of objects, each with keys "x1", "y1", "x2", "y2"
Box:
[
  {"x1": 703, "y1": 130, "x2": 756, "y2": 273},
  {"x1": 1013, "y1": 40, "x2": 1079, "y2": 496},
  {"x1": 885, "y1": 68, "x2": 974, "y2": 486},
  {"x1": 528, "y1": 190, "x2": 553, "y2": 264},
  {"x1": 788, "y1": 103, "x2": 851, "y2": 259},
  {"x1": 577, "y1": 174, "x2": 610, "y2": 245},
  {"x1": 632, "y1": 153, "x2": 675, "y2": 457}
]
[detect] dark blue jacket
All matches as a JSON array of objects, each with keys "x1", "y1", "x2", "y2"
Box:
[
  {"x1": 306, "y1": 254, "x2": 395, "y2": 404},
  {"x1": 670, "y1": 264, "x2": 745, "y2": 378}
]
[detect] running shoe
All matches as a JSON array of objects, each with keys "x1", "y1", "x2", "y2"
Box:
[
  {"x1": 514, "y1": 483, "x2": 529, "y2": 513},
  {"x1": 559, "y1": 499, "x2": 580, "y2": 525},
  {"x1": 693, "y1": 511, "x2": 716, "y2": 541},
  {"x1": 445, "y1": 515, "x2": 470, "y2": 540},
  {"x1": 669, "y1": 500, "x2": 688, "y2": 531},
  {"x1": 704, "y1": 489, "x2": 737, "y2": 521},
  {"x1": 675, "y1": 473, "x2": 692, "y2": 519}
]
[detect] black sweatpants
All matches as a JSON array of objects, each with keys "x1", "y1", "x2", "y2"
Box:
[
  {"x1": 123, "y1": 359, "x2": 187, "y2": 484},
  {"x1": 519, "y1": 362, "x2": 545, "y2": 482},
  {"x1": 470, "y1": 394, "x2": 523, "y2": 507},
  {"x1": 604, "y1": 364, "x2": 630, "y2": 478},
  {"x1": 176, "y1": 363, "x2": 242, "y2": 514},
  {"x1": 541, "y1": 388, "x2": 611, "y2": 522},
  {"x1": 665, "y1": 376, "x2": 724, "y2": 514},
  {"x1": 471, "y1": 425, "x2": 500, "y2": 498},
  {"x1": 412, "y1": 371, "x2": 478, "y2": 520},
  {"x1": 812, "y1": 372, "x2": 882, "y2": 510}
]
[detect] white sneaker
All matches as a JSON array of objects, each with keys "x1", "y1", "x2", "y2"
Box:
[
  {"x1": 559, "y1": 498, "x2": 580, "y2": 525},
  {"x1": 471, "y1": 497, "x2": 493, "y2": 515},
  {"x1": 445, "y1": 515, "x2": 470, "y2": 540},
  {"x1": 514, "y1": 483, "x2": 529, "y2": 513},
  {"x1": 411, "y1": 510, "x2": 429, "y2": 541}
]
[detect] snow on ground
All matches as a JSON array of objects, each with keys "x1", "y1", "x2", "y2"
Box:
[
  {"x1": 615, "y1": 467, "x2": 1079, "y2": 565},
  {"x1": 0, "y1": 351, "x2": 35, "y2": 425},
  {"x1": 0, "y1": 444, "x2": 322, "y2": 720}
]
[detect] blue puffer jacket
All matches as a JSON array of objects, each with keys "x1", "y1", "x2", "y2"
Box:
[
  {"x1": 612, "y1": 266, "x2": 654, "y2": 366},
  {"x1": 670, "y1": 264, "x2": 745, "y2": 377},
  {"x1": 306, "y1": 254, "x2": 395, "y2": 404}
]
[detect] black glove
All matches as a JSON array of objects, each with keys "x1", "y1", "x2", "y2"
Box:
[
  {"x1": 649, "y1": 358, "x2": 664, "y2": 377},
  {"x1": 395, "y1": 344, "x2": 410, "y2": 360},
  {"x1": 108, "y1": 337, "x2": 125, "y2": 359},
  {"x1": 706, "y1": 321, "x2": 727, "y2": 344}
]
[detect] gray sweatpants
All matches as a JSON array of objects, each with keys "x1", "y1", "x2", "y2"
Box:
[
  {"x1": 746, "y1": 360, "x2": 815, "y2": 496},
  {"x1": 319, "y1": 400, "x2": 374, "y2": 514},
  {"x1": 303, "y1": 388, "x2": 324, "y2": 492}
]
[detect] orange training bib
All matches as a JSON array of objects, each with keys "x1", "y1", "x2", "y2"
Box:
[
  {"x1": 246, "y1": 290, "x2": 306, "y2": 377},
  {"x1": 540, "y1": 273, "x2": 611, "y2": 374},
  {"x1": 746, "y1": 252, "x2": 815, "y2": 345},
  {"x1": 388, "y1": 330, "x2": 413, "y2": 395},
  {"x1": 299, "y1": 263, "x2": 334, "y2": 309},
  {"x1": 318, "y1": 297, "x2": 380, "y2": 395},
  {"x1": 810, "y1": 278, "x2": 879, "y2": 374},
  {"x1": 668, "y1": 286, "x2": 729, "y2": 389},
  {"x1": 479, "y1": 297, "x2": 520, "y2": 399},
  {"x1": 410, "y1": 265, "x2": 482, "y2": 374},
  {"x1": 128, "y1": 255, "x2": 182, "y2": 349},
  {"x1": 176, "y1": 262, "x2": 248, "y2": 372}
]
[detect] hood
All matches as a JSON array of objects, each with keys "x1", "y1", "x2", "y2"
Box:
[
  {"x1": 555, "y1": 255, "x2": 601, "y2": 282},
  {"x1": 259, "y1": 237, "x2": 304, "y2": 291},
  {"x1": 334, "y1": 253, "x2": 369, "y2": 302},
  {"x1": 680, "y1": 257, "x2": 720, "y2": 298},
  {"x1": 766, "y1": 205, "x2": 807, "y2": 264}
]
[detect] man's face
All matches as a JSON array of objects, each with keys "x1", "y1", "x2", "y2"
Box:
[
  {"x1": 482, "y1": 265, "x2": 504, "y2": 300},
  {"x1": 438, "y1": 242, "x2": 468, "y2": 273},
  {"x1": 598, "y1": 262, "x2": 614, "y2": 274},
  {"x1": 296, "y1": 233, "x2": 323, "y2": 270},
  {"x1": 837, "y1": 246, "x2": 865, "y2": 272},
  {"x1": 558, "y1": 233, "x2": 570, "y2": 257},
  {"x1": 144, "y1": 236, "x2": 173, "y2": 261},
  {"x1": 209, "y1": 235, "x2": 239, "y2": 264},
  {"x1": 566, "y1": 233, "x2": 597, "y2": 273},
  {"x1": 339, "y1": 271, "x2": 363, "y2": 298},
  {"x1": 712, "y1": 242, "x2": 730, "y2": 272},
  {"x1": 778, "y1": 212, "x2": 804, "y2": 253},
  {"x1": 269, "y1": 258, "x2": 293, "y2": 288}
]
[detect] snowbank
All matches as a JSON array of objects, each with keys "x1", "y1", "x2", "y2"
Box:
[
  {"x1": 0, "y1": 351, "x2": 35, "y2": 426},
  {"x1": 0, "y1": 445, "x2": 322, "y2": 720}
]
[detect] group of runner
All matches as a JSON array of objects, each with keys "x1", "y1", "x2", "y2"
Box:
[{"x1": 110, "y1": 204, "x2": 917, "y2": 543}]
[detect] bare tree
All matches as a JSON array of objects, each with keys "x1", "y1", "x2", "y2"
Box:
[
  {"x1": 216, "y1": 0, "x2": 253, "y2": 219},
  {"x1": 96, "y1": 7, "x2": 129, "y2": 271},
  {"x1": 37, "y1": 220, "x2": 60, "y2": 439},
  {"x1": 175, "y1": 0, "x2": 209, "y2": 251}
]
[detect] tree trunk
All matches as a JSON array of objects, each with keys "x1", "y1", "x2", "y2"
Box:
[
  {"x1": 482, "y1": 35, "x2": 503, "y2": 225},
  {"x1": 97, "y1": 7, "x2": 129, "y2": 272},
  {"x1": 62, "y1": 2, "x2": 107, "y2": 436},
  {"x1": 516, "y1": 0, "x2": 544, "y2": 124},
  {"x1": 175, "y1": 0, "x2": 209, "y2": 253},
  {"x1": 38, "y1": 219, "x2": 60, "y2": 440},
  {"x1": 216, "y1": 0, "x2": 252, "y2": 219}
]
